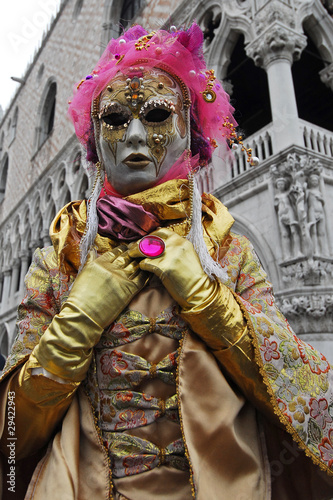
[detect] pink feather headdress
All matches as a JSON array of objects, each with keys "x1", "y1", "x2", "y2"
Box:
[{"x1": 68, "y1": 23, "x2": 237, "y2": 168}]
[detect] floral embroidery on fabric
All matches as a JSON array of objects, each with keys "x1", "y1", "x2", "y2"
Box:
[
  {"x1": 3, "y1": 231, "x2": 333, "y2": 478},
  {"x1": 260, "y1": 338, "x2": 280, "y2": 362},
  {"x1": 319, "y1": 429, "x2": 333, "y2": 470},
  {"x1": 101, "y1": 305, "x2": 185, "y2": 347},
  {"x1": 2, "y1": 246, "x2": 74, "y2": 374},
  {"x1": 277, "y1": 398, "x2": 292, "y2": 424},
  {"x1": 96, "y1": 349, "x2": 177, "y2": 390},
  {"x1": 115, "y1": 409, "x2": 148, "y2": 431},
  {"x1": 100, "y1": 351, "x2": 128, "y2": 377},
  {"x1": 256, "y1": 317, "x2": 275, "y2": 338},
  {"x1": 288, "y1": 397, "x2": 309, "y2": 423},
  {"x1": 123, "y1": 454, "x2": 155, "y2": 476},
  {"x1": 108, "y1": 434, "x2": 189, "y2": 478},
  {"x1": 310, "y1": 398, "x2": 333, "y2": 429},
  {"x1": 84, "y1": 305, "x2": 189, "y2": 478},
  {"x1": 226, "y1": 234, "x2": 333, "y2": 473},
  {"x1": 295, "y1": 337, "x2": 330, "y2": 375},
  {"x1": 99, "y1": 391, "x2": 179, "y2": 431}
]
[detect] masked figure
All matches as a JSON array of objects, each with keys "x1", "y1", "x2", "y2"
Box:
[{"x1": 0, "y1": 25, "x2": 332, "y2": 500}]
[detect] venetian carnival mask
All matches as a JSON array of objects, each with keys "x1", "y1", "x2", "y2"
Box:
[{"x1": 97, "y1": 68, "x2": 188, "y2": 195}]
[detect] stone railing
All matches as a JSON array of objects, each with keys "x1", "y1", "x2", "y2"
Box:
[
  {"x1": 191, "y1": 120, "x2": 333, "y2": 190},
  {"x1": 229, "y1": 123, "x2": 275, "y2": 179},
  {"x1": 300, "y1": 119, "x2": 333, "y2": 158}
]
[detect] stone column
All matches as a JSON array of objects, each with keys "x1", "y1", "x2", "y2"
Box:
[
  {"x1": 19, "y1": 253, "x2": 30, "y2": 295},
  {"x1": 246, "y1": 22, "x2": 307, "y2": 151},
  {"x1": 0, "y1": 273, "x2": 3, "y2": 305},
  {"x1": 41, "y1": 229, "x2": 52, "y2": 248},
  {"x1": 0, "y1": 270, "x2": 12, "y2": 312},
  {"x1": 30, "y1": 239, "x2": 41, "y2": 254},
  {"x1": 10, "y1": 260, "x2": 20, "y2": 296}
]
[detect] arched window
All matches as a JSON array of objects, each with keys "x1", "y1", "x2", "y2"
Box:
[
  {"x1": 79, "y1": 174, "x2": 89, "y2": 199},
  {"x1": 225, "y1": 33, "x2": 272, "y2": 137},
  {"x1": 0, "y1": 327, "x2": 9, "y2": 358},
  {"x1": 72, "y1": 0, "x2": 84, "y2": 20},
  {"x1": 292, "y1": 30, "x2": 333, "y2": 132},
  {"x1": 102, "y1": 0, "x2": 144, "y2": 46},
  {"x1": 38, "y1": 81, "x2": 57, "y2": 148},
  {"x1": 119, "y1": 0, "x2": 143, "y2": 32},
  {"x1": 9, "y1": 107, "x2": 18, "y2": 144},
  {"x1": 48, "y1": 203, "x2": 57, "y2": 228},
  {"x1": 45, "y1": 181, "x2": 53, "y2": 203},
  {"x1": 0, "y1": 132, "x2": 4, "y2": 155},
  {"x1": 58, "y1": 168, "x2": 66, "y2": 190},
  {"x1": 37, "y1": 64, "x2": 44, "y2": 85},
  {"x1": 0, "y1": 155, "x2": 9, "y2": 204},
  {"x1": 63, "y1": 189, "x2": 71, "y2": 205},
  {"x1": 72, "y1": 151, "x2": 81, "y2": 175},
  {"x1": 201, "y1": 9, "x2": 221, "y2": 48}
]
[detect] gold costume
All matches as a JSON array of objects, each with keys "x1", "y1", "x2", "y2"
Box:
[{"x1": 0, "y1": 180, "x2": 332, "y2": 499}]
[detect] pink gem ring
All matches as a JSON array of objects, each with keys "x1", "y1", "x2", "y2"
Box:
[{"x1": 138, "y1": 235, "x2": 165, "y2": 258}]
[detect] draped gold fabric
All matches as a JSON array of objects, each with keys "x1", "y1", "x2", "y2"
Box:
[
  {"x1": 1, "y1": 178, "x2": 332, "y2": 499},
  {"x1": 50, "y1": 179, "x2": 234, "y2": 274}
]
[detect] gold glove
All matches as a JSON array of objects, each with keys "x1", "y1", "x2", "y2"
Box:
[
  {"x1": 129, "y1": 228, "x2": 245, "y2": 349},
  {"x1": 129, "y1": 229, "x2": 275, "y2": 421},
  {"x1": 34, "y1": 245, "x2": 148, "y2": 382}
]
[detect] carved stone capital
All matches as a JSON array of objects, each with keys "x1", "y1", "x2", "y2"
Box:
[
  {"x1": 319, "y1": 63, "x2": 333, "y2": 92},
  {"x1": 254, "y1": 0, "x2": 296, "y2": 34},
  {"x1": 30, "y1": 239, "x2": 41, "y2": 250},
  {"x1": 19, "y1": 251, "x2": 30, "y2": 261},
  {"x1": 12, "y1": 258, "x2": 21, "y2": 269},
  {"x1": 246, "y1": 22, "x2": 307, "y2": 68},
  {"x1": 277, "y1": 292, "x2": 333, "y2": 335}
]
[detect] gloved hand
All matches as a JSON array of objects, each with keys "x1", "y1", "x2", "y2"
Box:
[
  {"x1": 34, "y1": 245, "x2": 148, "y2": 382},
  {"x1": 129, "y1": 229, "x2": 275, "y2": 422},
  {"x1": 128, "y1": 228, "x2": 246, "y2": 350}
]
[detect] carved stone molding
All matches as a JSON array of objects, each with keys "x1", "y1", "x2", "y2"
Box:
[
  {"x1": 254, "y1": 0, "x2": 296, "y2": 34},
  {"x1": 246, "y1": 22, "x2": 307, "y2": 67},
  {"x1": 320, "y1": 0, "x2": 333, "y2": 16},
  {"x1": 280, "y1": 257, "x2": 333, "y2": 287},
  {"x1": 271, "y1": 154, "x2": 330, "y2": 261},
  {"x1": 277, "y1": 293, "x2": 333, "y2": 334},
  {"x1": 199, "y1": 6, "x2": 222, "y2": 49},
  {"x1": 319, "y1": 63, "x2": 333, "y2": 91}
]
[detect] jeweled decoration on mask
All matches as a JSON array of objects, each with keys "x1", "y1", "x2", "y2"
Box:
[
  {"x1": 201, "y1": 69, "x2": 217, "y2": 103},
  {"x1": 97, "y1": 70, "x2": 187, "y2": 181},
  {"x1": 99, "y1": 102, "x2": 131, "y2": 130},
  {"x1": 222, "y1": 116, "x2": 256, "y2": 164},
  {"x1": 125, "y1": 76, "x2": 144, "y2": 109},
  {"x1": 134, "y1": 32, "x2": 156, "y2": 51}
]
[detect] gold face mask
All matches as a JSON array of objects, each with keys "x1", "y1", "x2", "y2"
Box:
[{"x1": 97, "y1": 68, "x2": 188, "y2": 195}]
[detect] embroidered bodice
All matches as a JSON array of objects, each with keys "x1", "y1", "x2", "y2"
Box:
[{"x1": 84, "y1": 304, "x2": 190, "y2": 479}]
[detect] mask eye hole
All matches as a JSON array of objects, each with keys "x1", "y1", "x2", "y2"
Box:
[
  {"x1": 99, "y1": 102, "x2": 131, "y2": 129},
  {"x1": 102, "y1": 113, "x2": 129, "y2": 127},
  {"x1": 144, "y1": 108, "x2": 171, "y2": 124}
]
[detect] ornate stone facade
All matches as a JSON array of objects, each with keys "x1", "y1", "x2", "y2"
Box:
[
  {"x1": 271, "y1": 154, "x2": 330, "y2": 259},
  {"x1": 0, "y1": 0, "x2": 333, "y2": 361}
]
